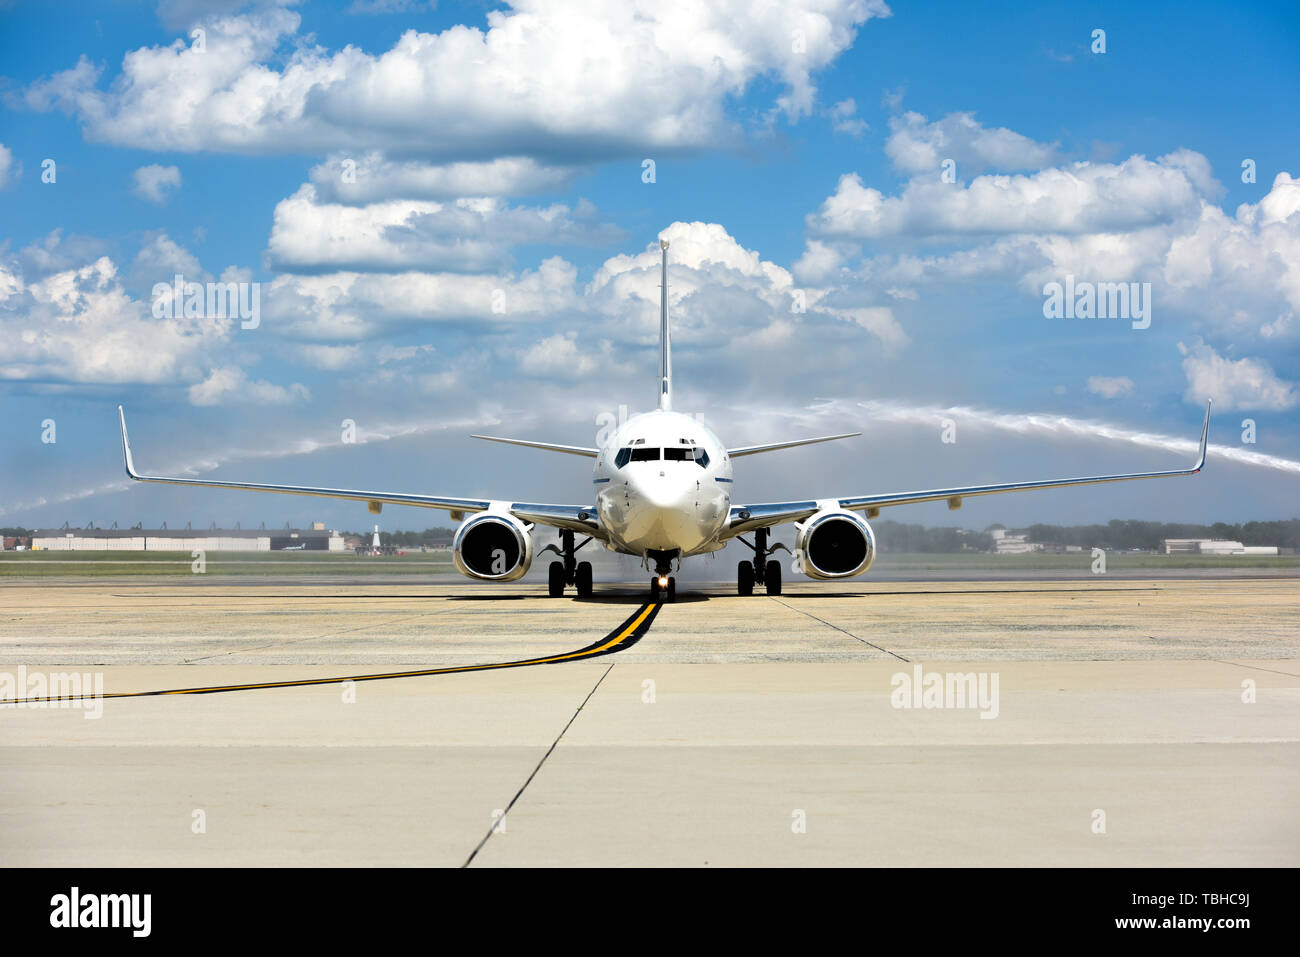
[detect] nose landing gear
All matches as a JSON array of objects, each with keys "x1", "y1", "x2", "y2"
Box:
[
  {"x1": 736, "y1": 526, "x2": 787, "y2": 596},
  {"x1": 542, "y1": 529, "x2": 593, "y2": 598},
  {"x1": 646, "y1": 549, "x2": 679, "y2": 603},
  {"x1": 650, "y1": 573, "x2": 675, "y2": 602}
]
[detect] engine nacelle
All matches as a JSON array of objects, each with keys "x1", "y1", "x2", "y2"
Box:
[
  {"x1": 452, "y1": 512, "x2": 534, "y2": 582},
  {"x1": 794, "y1": 509, "x2": 876, "y2": 580}
]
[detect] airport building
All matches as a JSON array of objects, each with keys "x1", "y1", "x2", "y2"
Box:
[
  {"x1": 990, "y1": 529, "x2": 1042, "y2": 554},
  {"x1": 31, "y1": 527, "x2": 345, "y2": 552},
  {"x1": 1162, "y1": 538, "x2": 1280, "y2": 556}
]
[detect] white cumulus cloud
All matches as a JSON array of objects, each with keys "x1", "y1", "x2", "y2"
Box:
[
  {"x1": 0, "y1": 255, "x2": 229, "y2": 385},
  {"x1": 0, "y1": 143, "x2": 17, "y2": 188},
  {"x1": 884, "y1": 110, "x2": 1058, "y2": 175},
  {"x1": 188, "y1": 365, "x2": 310, "y2": 405},
  {"x1": 1180, "y1": 341, "x2": 1297, "y2": 411},
  {"x1": 131, "y1": 164, "x2": 182, "y2": 204},
  {"x1": 828, "y1": 98, "x2": 868, "y2": 136},
  {"x1": 265, "y1": 185, "x2": 618, "y2": 273},
  {"x1": 27, "y1": 1, "x2": 889, "y2": 158},
  {"x1": 809, "y1": 152, "x2": 1211, "y2": 239}
]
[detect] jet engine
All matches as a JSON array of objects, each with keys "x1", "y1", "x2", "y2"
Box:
[
  {"x1": 452, "y1": 512, "x2": 534, "y2": 582},
  {"x1": 794, "y1": 509, "x2": 876, "y2": 579}
]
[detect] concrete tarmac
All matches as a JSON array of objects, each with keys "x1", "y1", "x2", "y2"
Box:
[{"x1": 1, "y1": 577, "x2": 1297, "y2": 866}]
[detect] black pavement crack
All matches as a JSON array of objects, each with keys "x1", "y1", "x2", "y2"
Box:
[
  {"x1": 1210, "y1": 659, "x2": 1300, "y2": 679},
  {"x1": 462, "y1": 661, "x2": 617, "y2": 868},
  {"x1": 768, "y1": 596, "x2": 910, "y2": 661}
]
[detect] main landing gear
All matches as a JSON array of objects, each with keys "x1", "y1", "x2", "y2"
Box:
[
  {"x1": 543, "y1": 529, "x2": 593, "y2": 598},
  {"x1": 736, "y1": 526, "x2": 787, "y2": 597},
  {"x1": 647, "y1": 549, "x2": 678, "y2": 603}
]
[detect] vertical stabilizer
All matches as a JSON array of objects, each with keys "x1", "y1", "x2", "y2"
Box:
[{"x1": 658, "y1": 238, "x2": 672, "y2": 411}]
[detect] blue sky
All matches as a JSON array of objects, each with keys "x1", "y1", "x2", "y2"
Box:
[{"x1": 1, "y1": 0, "x2": 1297, "y2": 533}]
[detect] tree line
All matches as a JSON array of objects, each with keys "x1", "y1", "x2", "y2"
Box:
[
  {"x1": 872, "y1": 518, "x2": 1300, "y2": 553},
  {"x1": 1019, "y1": 519, "x2": 1300, "y2": 551},
  {"x1": 339, "y1": 527, "x2": 457, "y2": 547},
  {"x1": 873, "y1": 522, "x2": 995, "y2": 553},
  {"x1": 10, "y1": 519, "x2": 1298, "y2": 553}
]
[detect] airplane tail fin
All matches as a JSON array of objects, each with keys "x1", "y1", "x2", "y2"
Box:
[{"x1": 658, "y1": 238, "x2": 672, "y2": 411}]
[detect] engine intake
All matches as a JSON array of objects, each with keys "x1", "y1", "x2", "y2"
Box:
[
  {"x1": 795, "y1": 509, "x2": 876, "y2": 580},
  {"x1": 453, "y1": 513, "x2": 533, "y2": 582}
]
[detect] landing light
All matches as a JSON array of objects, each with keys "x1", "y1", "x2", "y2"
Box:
[{"x1": 657, "y1": 575, "x2": 669, "y2": 587}]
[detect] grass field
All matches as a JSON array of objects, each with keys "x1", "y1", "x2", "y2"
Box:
[
  {"x1": 0, "y1": 550, "x2": 455, "y2": 576},
  {"x1": 875, "y1": 551, "x2": 1300, "y2": 570},
  {"x1": 0, "y1": 548, "x2": 1296, "y2": 577}
]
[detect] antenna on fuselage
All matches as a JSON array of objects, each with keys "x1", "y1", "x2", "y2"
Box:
[{"x1": 658, "y1": 238, "x2": 672, "y2": 411}]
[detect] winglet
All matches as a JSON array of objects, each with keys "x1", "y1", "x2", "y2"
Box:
[
  {"x1": 118, "y1": 405, "x2": 140, "y2": 479},
  {"x1": 1193, "y1": 399, "x2": 1211, "y2": 472}
]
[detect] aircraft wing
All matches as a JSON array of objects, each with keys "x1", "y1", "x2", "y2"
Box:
[
  {"x1": 727, "y1": 432, "x2": 861, "y2": 457},
  {"x1": 724, "y1": 401, "x2": 1211, "y2": 538},
  {"x1": 469, "y1": 435, "x2": 598, "y2": 457},
  {"x1": 118, "y1": 407, "x2": 603, "y2": 537}
]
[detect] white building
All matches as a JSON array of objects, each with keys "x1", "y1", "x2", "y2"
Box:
[
  {"x1": 32, "y1": 528, "x2": 345, "y2": 552},
  {"x1": 990, "y1": 528, "x2": 1042, "y2": 554},
  {"x1": 1161, "y1": 539, "x2": 1277, "y2": 556}
]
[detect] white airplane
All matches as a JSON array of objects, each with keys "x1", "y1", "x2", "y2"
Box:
[{"x1": 118, "y1": 239, "x2": 1210, "y2": 602}]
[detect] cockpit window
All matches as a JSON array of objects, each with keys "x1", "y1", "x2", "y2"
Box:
[
  {"x1": 614, "y1": 445, "x2": 709, "y2": 468},
  {"x1": 662, "y1": 447, "x2": 710, "y2": 467}
]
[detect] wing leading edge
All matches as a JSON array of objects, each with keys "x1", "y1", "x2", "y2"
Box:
[
  {"x1": 725, "y1": 401, "x2": 1212, "y2": 537},
  {"x1": 727, "y1": 432, "x2": 862, "y2": 457},
  {"x1": 469, "y1": 435, "x2": 598, "y2": 457}
]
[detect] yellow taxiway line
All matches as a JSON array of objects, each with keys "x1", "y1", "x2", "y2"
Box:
[{"x1": 2, "y1": 602, "x2": 662, "y2": 705}]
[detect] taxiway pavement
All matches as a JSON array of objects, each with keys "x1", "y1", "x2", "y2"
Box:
[{"x1": 2, "y1": 577, "x2": 1296, "y2": 866}]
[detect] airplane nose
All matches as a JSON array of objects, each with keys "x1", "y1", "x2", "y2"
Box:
[
  {"x1": 621, "y1": 468, "x2": 704, "y2": 549},
  {"x1": 636, "y1": 470, "x2": 693, "y2": 509},
  {"x1": 641, "y1": 481, "x2": 678, "y2": 510}
]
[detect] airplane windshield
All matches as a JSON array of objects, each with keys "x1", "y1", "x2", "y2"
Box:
[
  {"x1": 614, "y1": 446, "x2": 709, "y2": 468},
  {"x1": 663, "y1": 447, "x2": 710, "y2": 467}
]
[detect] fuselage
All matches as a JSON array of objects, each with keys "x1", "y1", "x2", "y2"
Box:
[{"x1": 593, "y1": 409, "x2": 732, "y2": 559}]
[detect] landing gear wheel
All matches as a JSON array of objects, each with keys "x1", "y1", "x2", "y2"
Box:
[
  {"x1": 737, "y1": 560, "x2": 754, "y2": 596},
  {"x1": 666, "y1": 576, "x2": 676, "y2": 603},
  {"x1": 575, "y1": 561, "x2": 593, "y2": 598},
  {"x1": 650, "y1": 577, "x2": 661, "y2": 601},
  {"x1": 764, "y1": 560, "x2": 782, "y2": 596},
  {"x1": 548, "y1": 561, "x2": 565, "y2": 597}
]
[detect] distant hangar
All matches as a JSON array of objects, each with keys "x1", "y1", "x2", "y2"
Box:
[{"x1": 31, "y1": 526, "x2": 345, "y2": 552}]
